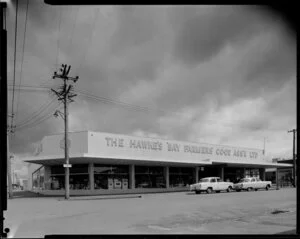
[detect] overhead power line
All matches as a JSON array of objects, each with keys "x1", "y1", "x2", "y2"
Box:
[
  {"x1": 15, "y1": 112, "x2": 57, "y2": 132},
  {"x1": 74, "y1": 88, "x2": 241, "y2": 128},
  {"x1": 8, "y1": 83, "x2": 248, "y2": 130},
  {"x1": 15, "y1": 98, "x2": 60, "y2": 128},
  {"x1": 14, "y1": 100, "x2": 62, "y2": 130},
  {"x1": 10, "y1": 0, "x2": 19, "y2": 133},
  {"x1": 15, "y1": 0, "x2": 29, "y2": 131}
]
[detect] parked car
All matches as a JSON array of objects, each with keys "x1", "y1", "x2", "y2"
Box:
[
  {"x1": 190, "y1": 177, "x2": 234, "y2": 194},
  {"x1": 233, "y1": 177, "x2": 272, "y2": 192}
]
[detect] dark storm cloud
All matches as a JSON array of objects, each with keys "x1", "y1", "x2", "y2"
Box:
[
  {"x1": 106, "y1": 6, "x2": 170, "y2": 83},
  {"x1": 171, "y1": 6, "x2": 276, "y2": 66},
  {"x1": 11, "y1": 119, "x2": 62, "y2": 154},
  {"x1": 238, "y1": 34, "x2": 296, "y2": 87},
  {"x1": 6, "y1": 4, "x2": 296, "y2": 157},
  {"x1": 24, "y1": 0, "x2": 62, "y2": 31},
  {"x1": 109, "y1": 6, "x2": 159, "y2": 55},
  {"x1": 238, "y1": 117, "x2": 270, "y2": 132}
]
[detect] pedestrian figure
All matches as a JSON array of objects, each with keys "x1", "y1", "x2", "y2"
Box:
[{"x1": 290, "y1": 177, "x2": 295, "y2": 187}]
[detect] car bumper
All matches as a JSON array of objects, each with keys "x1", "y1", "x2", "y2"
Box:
[{"x1": 233, "y1": 186, "x2": 243, "y2": 190}]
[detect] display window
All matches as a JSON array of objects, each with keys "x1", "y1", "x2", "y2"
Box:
[
  {"x1": 32, "y1": 166, "x2": 45, "y2": 190},
  {"x1": 50, "y1": 175, "x2": 89, "y2": 190},
  {"x1": 245, "y1": 168, "x2": 259, "y2": 178},
  {"x1": 169, "y1": 167, "x2": 193, "y2": 187},
  {"x1": 32, "y1": 173, "x2": 38, "y2": 189},
  {"x1": 278, "y1": 169, "x2": 293, "y2": 187},
  {"x1": 135, "y1": 166, "x2": 165, "y2": 188},
  {"x1": 94, "y1": 164, "x2": 129, "y2": 190},
  {"x1": 198, "y1": 166, "x2": 219, "y2": 179},
  {"x1": 70, "y1": 174, "x2": 89, "y2": 189},
  {"x1": 224, "y1": 167, "x2": 244, "y2": 183},
  {"x1": 50, "y1": 176, "x2": 65, "y2": 190},
  {"x1": 50, "y1": 164, "x2": 89, "y2": 190},
  {"x1": 51, "y1": 164, "x2": 88, "y2": 174}
]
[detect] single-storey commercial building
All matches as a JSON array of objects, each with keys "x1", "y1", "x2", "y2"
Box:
[
  {"x1": 266, "y1": 158, "x2": 296, "y2": 187},
  {"x1": 25, "y1": 131, "x2": 292, "y2": 196}
]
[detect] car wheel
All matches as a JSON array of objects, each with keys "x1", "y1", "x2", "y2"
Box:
[
  {"x1": 266, "y1": 185, "x2": 270, "y2": 191},
  {"x1": 195, "y1": 190, "x2": 200, "y2": 194},
  {"x1": 227, "y1": 186, "x2": 233, "y2": 193},
  {"x1": 206, "y1": 188, "x2": 213, "y2": 194}
]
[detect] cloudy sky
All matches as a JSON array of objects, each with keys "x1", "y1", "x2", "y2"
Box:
[{"x1": 6, "y1": 2, "x2": 296, "y2": 170}]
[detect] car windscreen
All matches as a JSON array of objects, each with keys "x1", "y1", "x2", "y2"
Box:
[
  {"x1": 199, "y1": 178, "x2": 210, "y2": 182},
  {"x1": 238, "y1": 178, "x2": 250, "y2": 183}
]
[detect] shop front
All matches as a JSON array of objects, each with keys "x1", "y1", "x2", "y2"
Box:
[{"x1": 26, "y1": 131, "x2": 292, "y2": 196}]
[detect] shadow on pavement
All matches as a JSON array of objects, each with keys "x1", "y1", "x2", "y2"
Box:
[
  {"x1": 61, "y1": 195, "x2": 143, "y2": 201},
  {"x1": 275, "y1": 229, "x2": 296, "y2": 234},
  {"x1": 9, "y1": 191, "x2": 57, "y2": 198}
]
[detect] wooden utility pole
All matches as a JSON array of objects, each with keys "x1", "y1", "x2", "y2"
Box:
[
  {"x1": 52, "y1": 64, "x2": 78, "y2": 200},
  {"x1": 288, "y1": 129, "x2": 297, "y2": 187},
  {"x1": 7, "y1": 130, "x2": 13, "y2": 199},
  {"x1": 6, "y1": 118, "x2": 15, "y2": 200}
]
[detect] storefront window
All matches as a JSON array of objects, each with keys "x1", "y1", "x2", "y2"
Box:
[
  {"x1": 135, "y1": 166, "x2": 165, "y2": 188},
  {"x1": 169, "y1": 167, "x2": 193, "y2": 187},
  {"x1": 32, "y1": 166, "x2": 45, "y2": 190},
  {"x1": 32, "y1": 173, "x2": 38, "y2": 189},
  {"x1": 278, "y1": 169, "x2": 293, "y2": 187},
  {"x1": 50, "y1": 175, "x2": 65, "y2": 190},
  {"x1": 70, "y1": 164, "x2": 88, "y2": 174},
  {"x1": 94, "y1": 164, "x2": 129, "y2": 190},
  {"x1": 50, "y1": 164, "x2": 89, "y2": 190},
  {"x1": 224, "y1": 167, "x2": 245, "y2": 183},
  {"x1": 70, "y1": 174, "x2": 89, "y2": 189},
  {"x1": 39, "y1": 167, "x2": 45, "y2": 190},
  {"x1": 245, "y1": 169, "x2": 259, "y2": 178},
  {"x1": 51, "y1": 166, "x2": 65, "y2": 175}
]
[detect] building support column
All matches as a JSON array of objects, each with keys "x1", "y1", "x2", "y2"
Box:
[
  {"x1": 195, "y1": 166, "x2": 199, "y2": 183},
  {"x1": 129, "y1": 164, "x2": 135, "y2": 189},
  {"x1": 88, "y1": 163, "x2": 94, "y2": 190},
  {"x1": 219, "y1": 167, "x2": 224, "y2": 181},
  {"x1": 259, "y1": 168, "x2": 266, "y2": 181},
  {"x1": 164, "y1": 166, "x2": 169, "y2": 188},
  {"x1": 44, "y1": 166, "x2": 51, "y2": 190},
  {"x1": 276, "y1": 168, "x2": 279, "y2": 190},
  {"x1": 243, "y1": 168, "x2": 246, "y2": 178}
]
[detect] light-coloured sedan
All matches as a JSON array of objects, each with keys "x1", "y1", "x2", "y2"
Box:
[
  {"x1": 233, "y1": 177, "x2": 272, "y2": 192},
  {"x1": 190, "y1": 177, "x2": 234, "y2": 194}
]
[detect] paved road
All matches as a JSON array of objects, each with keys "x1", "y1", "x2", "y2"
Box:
[{"x1": 4, "y1": 188, "x2": 296, "y2": 237}]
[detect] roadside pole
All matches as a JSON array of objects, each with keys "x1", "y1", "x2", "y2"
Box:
[
  {"x1": 276, "y1": 168, "x2": 279, "y2": 190},
  {"x1": 288, "y1": 129, "x2": 297, "y2": 187},
  {"x1": 7, "y1": 133, "x2": 13, "y2": 199},
  {"x1": 52, "y1": 64, "x2": 78, "y2": 200}
]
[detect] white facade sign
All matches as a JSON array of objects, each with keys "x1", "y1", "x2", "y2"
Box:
[{"x1": 88, "y1": 132, "x2": 264, "y2": 164}]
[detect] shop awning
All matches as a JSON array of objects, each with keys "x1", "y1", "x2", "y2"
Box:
[
  {"x1": 212, "y1": 160, "x2": 293, "y2": 168},
  {"x1": 24, "y1": 153, "x2": 213, "y2": 167}
]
